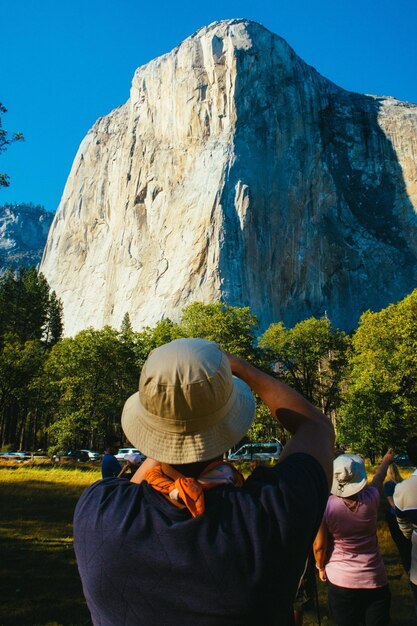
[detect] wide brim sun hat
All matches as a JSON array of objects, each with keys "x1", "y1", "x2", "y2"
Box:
[
  {"x1": 121, "y1": 338, "x2": 256, "y2": 464},
  {"x1": 331, "y1": 453, "x2": 368, "y2": 498}
]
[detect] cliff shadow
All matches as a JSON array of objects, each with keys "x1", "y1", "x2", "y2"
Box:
[{"x1": 217, "y1": 32, "x2": 417, "y2": 331}]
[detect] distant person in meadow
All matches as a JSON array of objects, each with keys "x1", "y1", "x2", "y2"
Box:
[
  {"x1": 314, "y1": 450, "x2": 394, "y2": 626},
  {"x1": 73, "y1": 338, "x2": 334, "y2": 625},
  {"x1": 383, "y1": 462, "x2": 411, "y2": 573},
  {"x1": 101, "y1": 435, "x2": 122, "y2": 478},
  {"x1": 394, "y1": 436, "x2": 417, "y2": 614}
]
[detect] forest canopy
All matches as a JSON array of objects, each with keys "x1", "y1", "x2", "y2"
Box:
[{"x1": 0, "y1": 267, "x2": 416, "y2": 458}]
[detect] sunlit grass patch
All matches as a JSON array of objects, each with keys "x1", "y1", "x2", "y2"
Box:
[
  {"x1": 0, "y1": 463, "x2": 101, "y2": 485},
  {"x1": 0, "y1": 465, "x2": 97, "y2": 625}
]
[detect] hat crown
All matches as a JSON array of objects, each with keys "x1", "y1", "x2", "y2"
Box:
[
  {"x1": 332, "y1": 454, "x2": 367, "y2": 497},
  {"x1": 335, "y1": 466, "x2": 353, "y2": 483},
  {"x1": 139, "y1": 338, "x2": 233, "y2": 431},
  {"x1": 121, "y1": 337, "x2": 256, "y2": 464}
]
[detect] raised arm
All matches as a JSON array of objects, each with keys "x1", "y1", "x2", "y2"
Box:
[
  {"x1": 226, "y1": 353, "x2": 335, "y2": 486},
  {"x1": 370, "y1": 449, "x2": 394, "y2": 492}
]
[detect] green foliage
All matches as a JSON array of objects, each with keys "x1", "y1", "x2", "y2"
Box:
[
  {"x1": 46, "y1": 327, "x2": 138, "y2": 450},
  {"x1": 0, "y1": 102, "x2": 24, "y2": 189},
  {"x1": 338, "y1": 290, "x2": 417, "y2": 457},
  {"x1": 0, "y1": 268, "x2": 64, "y2": 450},
  {"x1": 260, "y1": 316, "x2": 349, "y2": 413},
  {"x1": 120, "y1": 312, "x2": 134, "y2": 341},
  {"x1": 132, "y1": 318, "x2": 182, "y2": 369},
  {"x1": 246, "y1": 400, "x2": 285, "y2": 443},
  {"x1": 0, "y1": 267, "x2": 61, "y2": 345},
  {"x1": 1, "y1": 281, "x2": 416, "y2": 459},
  {"x1": 178, "y1": 302, "x2": 261, "y2": 362},
  {"x1": 45, "y1": 290, "x2": 64, "y2": 346},
  {"x1": 0, "y1": 338, "x2": 46, "y2": 450}
]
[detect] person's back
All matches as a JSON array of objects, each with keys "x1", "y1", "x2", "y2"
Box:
[
  {"x1": 75, "y1": 454, "x2": 326, "y2": 625},
  {"x1": 324, "y1": 486, "x2": 386, "y2": 589},
  {"x1": 74, "y1": 339, "x2": 334, "y2": 625},
  {"x1": 314, "y1": 452, "x2": 393, "y2": 626}
]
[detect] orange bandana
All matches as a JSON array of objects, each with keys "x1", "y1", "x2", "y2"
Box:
[{"x1": 145, "y1": 460, "x2": 244, "y2": 518}]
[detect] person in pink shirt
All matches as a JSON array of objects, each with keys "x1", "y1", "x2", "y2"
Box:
[{"x1": 314, "y1": 450, "x2": 394, "y2": 626}]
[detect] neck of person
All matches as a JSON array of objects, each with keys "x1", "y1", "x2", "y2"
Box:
[
  {"x1": 342, "y1": 493, "x2": 360, "y2": 511},
  {"x1": 131, "y1": 455, "x2": 223, "y2": 484},
  {"x1": 170, "y1": 457, "x2": 223, "y2": 479}
]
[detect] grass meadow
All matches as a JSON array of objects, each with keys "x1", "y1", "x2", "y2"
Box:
[{"x1": 0, "y1": 462, "x2": 416, "y2": 625}]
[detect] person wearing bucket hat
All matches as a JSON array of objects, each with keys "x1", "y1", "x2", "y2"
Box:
[
  {"x1": 74, "y1": 338, "x2": 334, "y2": 625},
  {"x1": 314, "y1": 449, "x2": 394, "y2": 626}
]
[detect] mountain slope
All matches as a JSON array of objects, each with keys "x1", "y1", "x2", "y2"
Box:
[
  {"x1": 0, "y1": 203, "x2": 53, "y2": 273},
  {"x1": 40, "y1": 19, "x2": 417, "y2": 334}
]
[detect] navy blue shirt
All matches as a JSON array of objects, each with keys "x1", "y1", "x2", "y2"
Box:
[
  {"x1": 74, "y1": 453, "x2": 328, "y2": 626},
  {"x1": 101, "y1": 453, "x2": 122, "y2": 479},
  {"x1": 383, "y1": 480, "x2": 396, "y2": 515}
]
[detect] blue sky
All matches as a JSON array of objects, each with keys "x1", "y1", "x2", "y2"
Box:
[{"x1": 1, "y1": 0, "x2": 417, "y2": 213}]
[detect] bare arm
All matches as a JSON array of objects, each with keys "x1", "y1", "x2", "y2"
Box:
[
  {"x1": 226, "y1": 354, "x2": 335, "y2": 487},
  {"x1": 117, "y1": 461, "x2": 131, "y2": 478},
  {"x1": 313, "y1": 519, "x2": 328, "y2": 582},
  {"x1": 370, "y1": 449, "x2": 394, "y2": 492}
]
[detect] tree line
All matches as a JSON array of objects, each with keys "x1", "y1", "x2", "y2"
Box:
[{"x1": 0, "y1": 266, "x2": 416, "y2": 458}]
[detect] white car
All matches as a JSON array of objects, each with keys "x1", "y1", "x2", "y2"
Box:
[
  {"x1": 80, "y1": 449, "x2": 100, "y2": 461},
  {"x1": 115, "y1": 448, "x2": 145, "y2": 462},
  {"x1": 227, "y1": 442, "x2": 282, "y2": 462}
]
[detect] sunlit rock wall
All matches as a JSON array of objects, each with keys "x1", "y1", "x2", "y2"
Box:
[{"x1": 40, "y1": 19, "x2": 417, "y2": 335}]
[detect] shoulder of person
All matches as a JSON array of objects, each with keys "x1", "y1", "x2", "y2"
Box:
[
  {"x1": 384, "y1": 479, "x2": 395, "y2": 488},
  {"x1": 394, "y1": 475, "x2": 417, "y2": 510},
  {"x1": 324, "y1": 494, "x2": 339, "y2": 513},
  {"x1": 364, "y1": 484, "x2": 380, "y2": 499},
  {"x1": 246, "y1": 453, "x2": 327, "y2": 498}
]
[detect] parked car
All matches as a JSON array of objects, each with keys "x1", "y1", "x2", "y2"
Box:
[
  {"x1": 53, "y1": 450, "x2": 90, "y2": 463},
  {"x1": 115, "y1": 448, "x2": 145, "y2": 462},
  {"x1": 227, "y1": 442, "x2": 282, "y2": 462},
  {"x1": 0, "y1": 451, "x2": 32, "y2": 461},
  {"x1": 80, "y1": 449, "x2": 100, "y2": 461},
  {"x1": 394, "y1": 453, "x2": 413, "y2": 467},
  {"x1": 32, "y1": 449, "x2": 48, "y2": 458}
]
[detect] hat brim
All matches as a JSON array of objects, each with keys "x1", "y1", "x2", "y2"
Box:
[
  {"x1": 121, "y1": 376, "x2": 256, "y2": 464},
  {"x1": 330, "y1": 477, "x2": 367, "y2": 498}
]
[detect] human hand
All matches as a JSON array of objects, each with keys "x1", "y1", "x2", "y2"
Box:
[
  {"x1": 383, "y1": 449, "x2": 395, "y2": 464},
  {"x1": 318, "y1": 568, "x2": 327, "y2": 582}
]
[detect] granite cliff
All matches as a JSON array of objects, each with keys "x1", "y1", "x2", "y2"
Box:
[
  {"x1": 0, "y1": 203, "x2": 53, "y2": 274},
  {"x1": 40, "y1": 19, "x2": 417, "y2": 335}
]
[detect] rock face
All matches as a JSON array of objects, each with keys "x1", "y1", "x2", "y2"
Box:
[
  {"x1": 40, "y1": 19, "x2": 417, "y2": 335},
  {"x1": 0, "y1": 203, "x2": 53, "y2": 274}
]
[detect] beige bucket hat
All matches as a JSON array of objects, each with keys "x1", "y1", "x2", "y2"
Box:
[
  {"x1": 121, "y1": 338, "x2": 256, "y2": 464},
  {"x1": 331, "y1": 454, "x2": 368, "y2": 498}
]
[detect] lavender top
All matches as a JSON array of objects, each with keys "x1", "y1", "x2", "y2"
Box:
[{"x1": 324, "y1": 486, "x2": 388, "y2": 588}]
